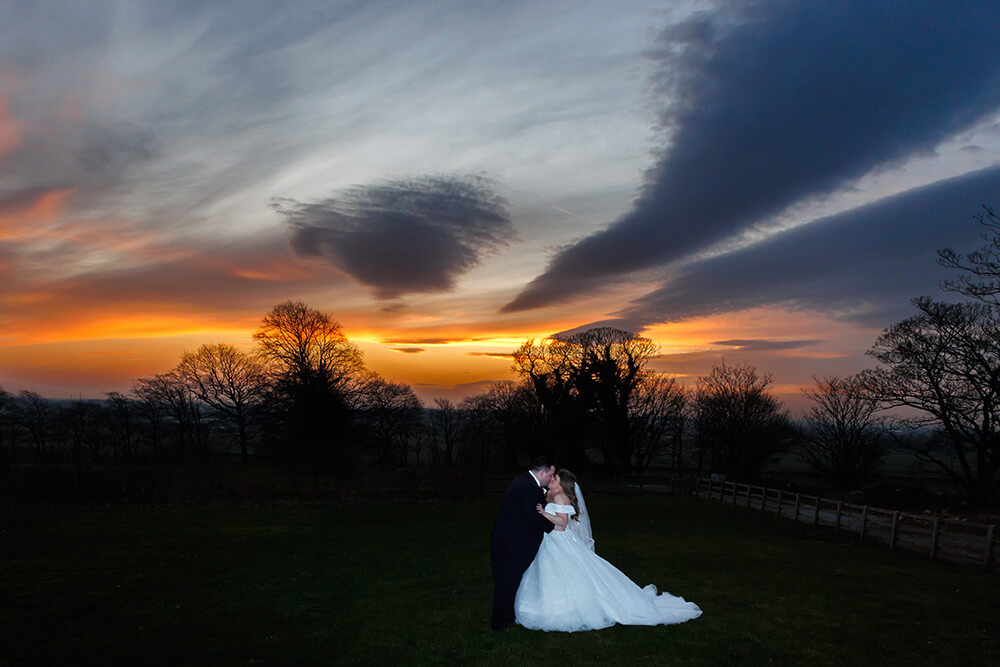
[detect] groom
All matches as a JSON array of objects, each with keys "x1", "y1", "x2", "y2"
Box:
[{"x1": 490, "y1": 457, "x2": 556, "y2": 630}]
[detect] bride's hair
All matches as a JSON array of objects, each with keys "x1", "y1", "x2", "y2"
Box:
[{"x1": 556, "y1": 469, "x2": 581, "y2": 521}]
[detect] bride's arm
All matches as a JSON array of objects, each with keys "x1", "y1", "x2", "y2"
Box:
[{"x1": 536, "y1": 504, "x2": 568, "y2": 529}]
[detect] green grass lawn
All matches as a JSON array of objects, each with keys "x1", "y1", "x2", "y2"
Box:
[{"x1": 1, "y1": 495, "x2": 997, "y2": 666}]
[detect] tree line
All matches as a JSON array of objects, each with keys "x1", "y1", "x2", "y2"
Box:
[{"x1": 1, "y1": 206, "x2": 998, "y2": 504}]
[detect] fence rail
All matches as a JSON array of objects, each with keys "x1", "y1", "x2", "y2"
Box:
[{"x1": 694, "y1": 478, "x2": 998, "y2": 571}]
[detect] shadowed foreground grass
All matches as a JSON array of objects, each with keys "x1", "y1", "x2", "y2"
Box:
[{"x1": 1, "y1": 495, "x2": 997, "y2": 666}]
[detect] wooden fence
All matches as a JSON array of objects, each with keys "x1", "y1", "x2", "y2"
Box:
[{"x1": 694, "y1": 478, "x2": 997, "y2": 571}]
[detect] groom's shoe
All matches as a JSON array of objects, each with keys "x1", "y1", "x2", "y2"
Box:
[{"x1": 491, "y1": 614, "x2": 514, "y2": 631}]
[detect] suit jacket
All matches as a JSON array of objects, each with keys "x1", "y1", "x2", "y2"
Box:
[{"x1": 491, "y1": 471, "x2": 555, "y2": 578}]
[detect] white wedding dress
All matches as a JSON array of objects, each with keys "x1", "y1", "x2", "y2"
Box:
[{"x1": 514, "y1": 486, "x2": 702, "y2": 632}]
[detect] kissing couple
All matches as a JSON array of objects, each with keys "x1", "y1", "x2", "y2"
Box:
[{"x1": 490, "y1": 458, "x2": 702, "y2": 632}]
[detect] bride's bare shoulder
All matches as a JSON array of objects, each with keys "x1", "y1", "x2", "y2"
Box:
[{"x1": 552, "y1": 492, "x2": 570, "y2": 505}]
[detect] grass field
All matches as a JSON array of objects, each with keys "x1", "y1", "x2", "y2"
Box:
[{"x1": 2, "y1": 495, "x2": 997, "y2": 666}]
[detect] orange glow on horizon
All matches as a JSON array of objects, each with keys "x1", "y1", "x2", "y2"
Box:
[
  {"x1": 2, "y1": 311, "x2": 261, "y2": 347},
  {"x1": 0, "y1": 273, "x2": 876, "y2": 409}
]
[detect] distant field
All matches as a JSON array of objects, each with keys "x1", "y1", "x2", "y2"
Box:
[
  {"x1": 2, "y1": 496, "x2": 997, "y2": 666},
  {"x1": 766, "y1": 448, "x2": 939, "y2": 476}
]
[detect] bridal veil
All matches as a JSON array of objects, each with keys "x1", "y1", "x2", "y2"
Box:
[{"x1": 570, "y1": 482, "x2": 594, "y2": 551}]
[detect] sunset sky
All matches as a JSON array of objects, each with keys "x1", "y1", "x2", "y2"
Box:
[{"x1": 2, "y1": 1, "x2": 1000, "y2": 411}]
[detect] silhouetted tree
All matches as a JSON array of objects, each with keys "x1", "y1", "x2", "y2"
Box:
[
  {"x1": 460, "y1": 391, "x2": 500, "y2": 492},
  {"x1": 106, "y1": 392, "x2": 136, "y2": 463},
  {"x1": 512, "y1": 327, "x2": 658, "y2": 473},
  {"x1": 939, "y1": 204, "x2": 1000, "y2": 306},
  {"x1": 410, "y1": 416, "x2": 432, "y2": 466},
  {"x1": 359, "y1": 375, "x2": 422, "y2": 466},
  {"x1": 132, "y1": 372, "x2": 206, "y2": 463},
  {"x1": 570, "y1": 328, "x2": 658, "y2": 474},
  {"x1": 512, "y1": 335, "x2": 584, "y2": 465},
  {"x1": 482, "y1": 381, "x2": 539, "y2": 468},
  {"x1": 132, "y1": 377, "x2": 169, "y2": 462},
  {"x1": 629, "y1": 374, "x2": 687, "y2": 476},
  {"x1": 254, "y1": 301, "x2": 364, "y2": 391},
  {"x1": 693, "y1": 361, "x2": 792, "y2": 482},
  {"x1": 431, "y1": 398, "x2": 460, "y2": 465},
  {"x1": 861, "y1": 297, "x2": 1000, "y2": 504},
  {"x1": 18, "y1": 391, "x2": 52, "y2": 462},
  {"x1": 0, "y1": 387, "x2": 10, "y2": 462},
  {"x1": 62, "y1": 398, "x2": 104, "y2": 484},
  {"x1": 177, "y1": 344, "x2": 268, "y2": 464},
  {"x1": 254, "y1": 301, "x2": 365, "y2": 467},
  {"x1": 799, "y1": 375, "x2": 885, "y2": 488}
]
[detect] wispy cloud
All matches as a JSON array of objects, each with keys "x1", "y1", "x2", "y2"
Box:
[
  {"x1": 380, "y1": 336, "x2": 490, "y2": 346},
  {"x1": 710, "y1": 339, "x2": 820, "y2": 352},
  {"x1": 467, "y1": 351, "x2": 514, "y2": 359}
]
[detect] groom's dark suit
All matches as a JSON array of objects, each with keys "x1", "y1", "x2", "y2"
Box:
[{"x1": 491, "y1": 471, "x2": 555, "y2": 630}]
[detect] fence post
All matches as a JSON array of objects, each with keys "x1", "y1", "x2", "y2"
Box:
[
  {"x1": 794, "y1": 493, "x2": 801, "y2": 522},
  {"x1": 731, "y1": 483, "x2": 738, "y2": 505},
  {"x1": 777, "y1": 490, "x2": 783, "y2": 518},
  {"x1": 760, "y1": 487, "x2": 767, "y2": 513},
  {"x1": 985, "y1": 524, "x2": 995, "y2": 571},
  {"x1": 813, "y1": 496, "x2": 820, "y2": 526},
  {"x1": 930, "y1": 516, "x2": 940, "y2": 561},
  {"x1": 890, "y1": 511, "x2": 900, "y2": 551},
  {"x1": 745, "y1": 484, "x2": 751, "y2": 507},
  {"x1": 860, "y1": 506, "x2": 867, "y2": 543},
  {"x1": 835, "y1": 502, "x2": 842, "y2": 533}
]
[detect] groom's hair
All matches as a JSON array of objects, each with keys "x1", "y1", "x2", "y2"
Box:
[{"x1": 529, "y1": 457, "x2": 553, "y2": 471}]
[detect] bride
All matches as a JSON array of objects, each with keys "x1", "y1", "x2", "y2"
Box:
[{"x1": 514, "y1": 469, "x2": 702, "y2": 632}]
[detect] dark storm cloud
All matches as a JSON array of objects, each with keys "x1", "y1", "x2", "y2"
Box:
[
  {"x1": 279, "y1": 175, "x2": 514, "y2": 299},
  {"x1": 504, "y1": 1, "x2": 1000, "y2": 312},
  {"x1": 612, "y1": 164, "x2": 1000, "y2": 330},
  {"x1": 710, "y1": 339, "x2": 820, "y2": 352}
]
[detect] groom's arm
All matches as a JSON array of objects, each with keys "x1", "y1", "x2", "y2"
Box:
[{"x1": 519, "y1": 485, "x2": 554, "y2": 533}]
